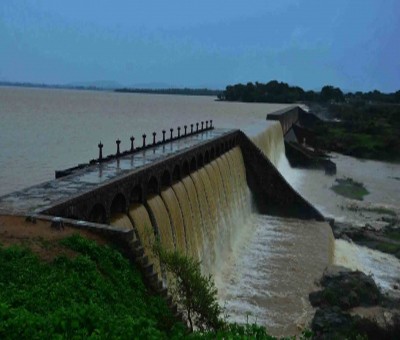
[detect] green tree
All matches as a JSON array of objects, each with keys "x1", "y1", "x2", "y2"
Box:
[
  {"x1": 153, "y1": 244, "x2": 224, "y2": 332},
  {"x1": 320, "y1": 85, "x2": 345, "y2": 102}
]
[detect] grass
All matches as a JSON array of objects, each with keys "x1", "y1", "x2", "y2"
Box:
[
  {"x1": 0, "y1": 234, "x2": 181, "y2": 339},
  {"x1": 376, "y1": 242, "x2": 400, "y2": 258},
  {"x1": 384, "y1": 230, "x2": 400, "y2": 242},
  {"x1": 331, "y1": 178, "x2": 369, "y2": 201},
  {"x1": 347, "y1": 206, "x2": 397, "y2": 217},
  {"x1": 356, "y1": 235, "x2": 400, "y2": 260},
  {"x1": 366, "y1": 207, "x2": 397, "y2": 217}
]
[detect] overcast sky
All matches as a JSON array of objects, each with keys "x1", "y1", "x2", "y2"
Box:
[{"x1": 1, "y1": 0, "x2": 399, "y2": 92}]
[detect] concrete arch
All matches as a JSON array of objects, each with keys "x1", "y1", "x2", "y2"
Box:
[
  {"x1": 88, "y1": 203, "x2": 107, "y2": 224},
  {"x1": 197, "y1": 153, "x2": 204, "y2": 168},
  {"x1": 67, "y1": 214, "x2": 79, "y2": 220},
  {"x1": 172, "y1": 164, "x2": 181, "y2": 182},
  {"x1": 110, "y1": 193, "x2": 127, "y2": 214},
  {"x1": 130, "y1": 185, "x2": 143, "y2": 203},
  {"x1": 182, "y1": 160, "x2": 190, "y2": 177},
  {"x1": 161, "y1": 169, "x2": 171, "y2": 188},
  {"x1": 204, "y1": 150, "x2": 210, "y2": 164},
  {"x1": 221, "y1": 142, "x2": 225, "y2": 153},
  {"x1": 190, "y1": 157, "x2": 197, "y2": 172},
  {"x1": 210, "y1": 147, "x2": 215, "y2": 160},
  {"x1": 147, "y1": 176, "x2": 159, "y2": 196}
]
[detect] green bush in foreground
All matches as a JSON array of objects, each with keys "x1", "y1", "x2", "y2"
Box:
[{"x1": 153, "y1": 243, "x2": 224, "y2": 332}]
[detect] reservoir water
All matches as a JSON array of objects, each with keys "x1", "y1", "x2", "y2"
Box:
[
  {"x1": 1, "y1": 86, "x2": 399, "y2": 336},
  {"x1": 0, "y1": 86, "x2": 288, "y2": 196}
]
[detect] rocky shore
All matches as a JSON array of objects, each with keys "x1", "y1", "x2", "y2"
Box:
[
  {"x1": 309, "y1": 217, "x2": 400, "y2": 339},
  {"x1": 332, "y1": 218, "x2": 400, "y2": 261}
]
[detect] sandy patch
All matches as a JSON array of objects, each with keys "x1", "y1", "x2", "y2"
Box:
[{"x1": 0, "y1": 215, "x2": 108, "y2": 261}]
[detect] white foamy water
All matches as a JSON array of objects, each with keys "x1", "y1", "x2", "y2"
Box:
[
  {"x1": 215, "y1": 215, "x2": 334, "y2": 337},
  {"x1": 335, "y1": 239, "x2": 400, "y2": 298}
]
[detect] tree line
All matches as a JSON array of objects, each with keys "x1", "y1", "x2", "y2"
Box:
[
  {"x1": 218, "y1": 80, "x2": 400, "y2": 104},
  {"x1": 116, "y1": 87, "x2": 222, "y2": 96}
]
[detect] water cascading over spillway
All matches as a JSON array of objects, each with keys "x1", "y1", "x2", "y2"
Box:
[
  {"x1": 108, "y1": 122, "x2": 289, "y2": 277},
  {"x1": 216, "y1": 123, "x2": 334, "y2": 336},
  {"x1": 111, "y1": 146, "x2": 252, "y2": 278},
  {"x1": 251, "y1": 122, "x2": 286, "y2": 167}
]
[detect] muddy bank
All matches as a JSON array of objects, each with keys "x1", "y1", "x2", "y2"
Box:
[{"x1": 0, "y1": 215, "x2": 109, "y2": 261}]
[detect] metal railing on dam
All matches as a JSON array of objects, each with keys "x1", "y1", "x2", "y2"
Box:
[{"x1": 0, "y1": 123, "x2": 236, "y2": 218}]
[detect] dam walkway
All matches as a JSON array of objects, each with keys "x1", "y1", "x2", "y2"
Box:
[{"x1": 0, "y1": 126, "x2": 232, "y2": 216}]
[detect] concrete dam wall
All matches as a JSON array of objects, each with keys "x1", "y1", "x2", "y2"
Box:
[{"x1": 105, "y1": 122, "x2": 324, "y2": 281}]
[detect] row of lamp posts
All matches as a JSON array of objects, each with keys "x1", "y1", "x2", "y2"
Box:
[{"x1": 97, "y1": 120, "x2": 213, "y2": 161}]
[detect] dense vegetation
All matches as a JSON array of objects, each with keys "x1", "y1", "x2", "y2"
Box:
[
  {"x1": 0, "y1": 234, "x2": 181, "y2": 338},
  {"x1": 219, "y1": 80, "x2": 400, "y2": 104},
  {"x1": 313, "y1": 104, "x2": 400, "y2": 162},
  {"x1": 220, "y1": 80, "x2": 400, "y2": 162},
  {"x1": 115, "y1": 88, "x2": 222, "y2": 96}
]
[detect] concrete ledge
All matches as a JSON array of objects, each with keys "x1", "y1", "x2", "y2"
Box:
[
  {"x1": 266, "y1": 105, "x2": 300, "y2": 135},
  {"x1": 238, "y1": 131, "x2": 325, "y2": 220},
  {"x1": 285, "y1": 141, "x2": 337, "y2": 175}
]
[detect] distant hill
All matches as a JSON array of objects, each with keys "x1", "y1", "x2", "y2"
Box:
[
  {"x1": 0, "y1": 80, "x2": 118, "y2": 91},
  {"x1": 66, "y1": 80, "x2": 124, "y2": 89},
  {"x1": 127, "y1": 82, "x2": 174, "y2": 89}
]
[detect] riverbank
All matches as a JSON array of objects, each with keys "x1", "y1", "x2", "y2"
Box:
[
  {"x1": 307, "y1": 212, "x2": 400, "y2": 338},
  {"x1": 309, "y1": 103, "x2": 400, "y2": 163},
  {"x1": 332, "y1": 218, "x2": 400, "y2": 260},
  {"x1": 309, "y1": 265, "x2": 400, "y2": 339},
  {"x1": 285, "y1": 146, "x2": 400, "y2": 338}
]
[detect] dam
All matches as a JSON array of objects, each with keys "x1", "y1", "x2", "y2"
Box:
[{"x1": 0, "y1": 105, "x2": 333, "y2": 336}]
